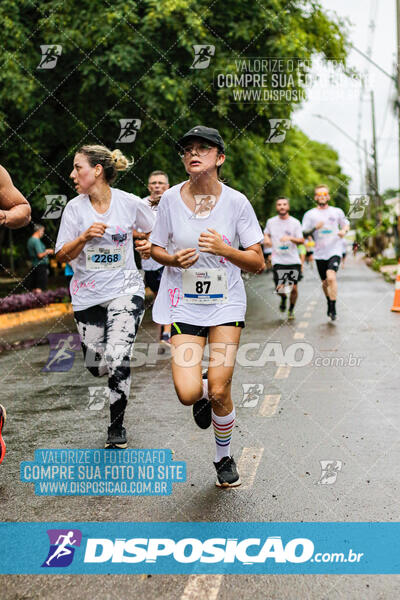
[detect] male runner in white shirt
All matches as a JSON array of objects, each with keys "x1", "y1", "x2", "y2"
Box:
[
  {"x1": 302, "y1": 185, "x2": 349, "y2": 321},
  {"x1": 264, "y1": 197, "x2": 304, "y2": 320}
]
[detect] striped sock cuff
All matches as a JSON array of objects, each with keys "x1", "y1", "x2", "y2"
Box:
[{"x1": 212, "y1": 410, "x2": 235, "y2": 448}]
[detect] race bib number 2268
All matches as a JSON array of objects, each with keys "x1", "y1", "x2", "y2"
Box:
[{"x1": 86, "y1": 246, "x2": 126, "y2": 270}]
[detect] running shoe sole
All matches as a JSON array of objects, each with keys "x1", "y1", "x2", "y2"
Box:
[
  {"x1": 104, "y1": 441, "x2": 127, "y2": 449},
  {"x1": 215, "y1": 476, "x2": 242, "y2": 488},
  {"x1": 0, "y1": 404, "x2": 6, "y2": 465}
]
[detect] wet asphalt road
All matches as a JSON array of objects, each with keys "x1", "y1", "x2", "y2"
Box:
[{"x1": 1, "y1": 255, "x2": 400, "y2": 598}]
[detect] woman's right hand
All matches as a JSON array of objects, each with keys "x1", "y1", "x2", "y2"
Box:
[
  {"x1": 81, "y1": 222, "x2": 108, "y2": 243},
  {"x1": 172, "y1": 248, "x2": 199, "y2": 269}
]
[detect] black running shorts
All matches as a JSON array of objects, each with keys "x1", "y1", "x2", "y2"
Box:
[
  {"x1": 170, "y1": 321, "x2": 245, "y2": 338},
  {"x1": 144, "y1": 266, "x2": 163, "y2": 294},
  {"x1": 315, "y1": 255, "x2": 341, "y2": 281}
]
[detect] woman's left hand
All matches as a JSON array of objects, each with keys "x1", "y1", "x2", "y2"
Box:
[
  {"x1": 135, "y1": 239, "x2": 151, "y2": 259},
  {"x1": 198, "y1": 228, "x2": 226, "y2": 256}
]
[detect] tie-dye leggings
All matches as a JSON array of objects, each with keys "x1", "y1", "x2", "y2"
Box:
[{"x1": 74, "y1": 294, "x2": 145, "y2": 428}]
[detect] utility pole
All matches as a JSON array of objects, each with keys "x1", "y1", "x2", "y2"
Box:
[
  {"x1": 370, "y1": 90, "x2": 379, "y2": 206},
  {"x1": 396, "y1": 0, "x2": 400, "y2": 193},
  {"x1": 364, "y1": 139, "x2": 370, "y2": 213}
]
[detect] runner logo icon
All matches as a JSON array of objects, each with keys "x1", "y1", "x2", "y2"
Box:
[
  {"x1": 42, "y1": 195, "x2": 67, "y2": 219},
  {"x1": 347, "y1": 195, "x2": 369, "y2": 220},
  {"x1": 87, "y1": 386, "x2": 109, "y2": 411},
  {"x1": 265, "y1": 119, "x2": 291, "y2": 143},
  {"x1": 42, "y1": 334, "x2": 81, "y2": 372},
  {"x1": 116, "y1": 119, "x2": 141, "y2": 143},
  {"x1": 315, "y1": 460, "x2": 342, "y2": 485},
  {"x1": 241, "y1": 383, "x2": 264, "y2": 407},
  {"x1": 37, "y1": 45, "x2": 62, "y2": 69},
  {"x1": 42, "y1": 529, "x2": 82, "y2": 567},
  {"x1": 191, "y1": 45, "x2": 215, "y2": 69}
]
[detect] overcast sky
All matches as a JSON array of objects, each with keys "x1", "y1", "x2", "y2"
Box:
[{"x1": 294, "y1": 0, "x2": 397, "y2": 195}]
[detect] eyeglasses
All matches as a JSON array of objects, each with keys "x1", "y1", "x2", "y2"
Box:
[
  {"x1": 315, "y1": 191, "x2": 329, "y2": 198},
  {"x1": 179, "y1": 143, "x2": 214, "y2": 158}
]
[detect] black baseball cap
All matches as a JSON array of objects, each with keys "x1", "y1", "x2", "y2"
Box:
[{"x1": 176, "y1": 125, "x2": 225, "y2": 153}]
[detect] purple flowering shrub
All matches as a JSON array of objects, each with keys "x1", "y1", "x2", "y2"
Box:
[{"x1": 0, "y1": 288, "x2": 69, "y2": 314}]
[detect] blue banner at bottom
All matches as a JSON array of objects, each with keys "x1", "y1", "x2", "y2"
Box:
[{"x1": 0, "y1": 522, "x2": 399, "y2": 574}]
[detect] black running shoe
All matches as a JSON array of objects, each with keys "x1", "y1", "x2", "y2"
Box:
[
  {"x1": 279, "y1": 296, "x2": 287, "y2": 313},
  {"x1": 214, "y1": 455, "x2": 241, "y2": 487},
  {"x1": 193, "y1": 398, "x2": 211, "y2": 429},
  {"x1": 192, "y1": 371, "x2": 211, "y2": 429},
  {"x1": 330, "y1": 307, "x2": 337, "y2": 321},
  {"x1": 0, "y1": 404, "x2": 6, "y2": 465},
  {"x1": 105, "y1": 425, "x2": 127, "y2": 449}
]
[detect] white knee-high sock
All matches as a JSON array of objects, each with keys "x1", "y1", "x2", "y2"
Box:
[{"x1": 212, "y1": 408, "x2": 235, "y2": 462}]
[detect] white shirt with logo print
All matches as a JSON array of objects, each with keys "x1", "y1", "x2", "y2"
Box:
[
  {"x1": 263, "y1": 215, "x2": 302, "y2": 266},
  {"x1": 149, "y1": 181, "x2": 264, "y2": 326},
  {"x1": 302, "y1": 206, "x2": 349, "y2": 260},
  {"x1": 55, "y1": 187, "x2": 156, "y2": 311}
]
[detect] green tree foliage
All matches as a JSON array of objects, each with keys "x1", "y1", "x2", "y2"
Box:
[{"x1": 0, "y1": 0, "x2": 350, "y2": 265}]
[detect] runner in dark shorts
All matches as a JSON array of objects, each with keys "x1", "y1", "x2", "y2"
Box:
[
  {"x1": 264, "y1": 198, "x2": 304, "y2": 320},
  {"x1": 302, "y1": 185, "x2": 349, "y2": 321}
]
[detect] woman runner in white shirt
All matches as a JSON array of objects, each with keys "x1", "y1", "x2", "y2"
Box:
[
  {"x1": 150, "y1": 126, "x2": 264, "y2": 487},
  {"x1": 55, "y1": 145, "x2": 155, "y2": 450}
]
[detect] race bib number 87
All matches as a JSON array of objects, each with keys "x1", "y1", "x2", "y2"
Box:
[{"x1": 182, "y1": 269, "x2": 228, "y2": 304}]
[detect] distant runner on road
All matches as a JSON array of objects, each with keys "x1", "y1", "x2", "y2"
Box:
[
  {"x1": 263, "y1": 197, "x2": 304, "y2": 320},
  {"x1": 302, "y1": 184, "x2": 349, "y2": 321}
]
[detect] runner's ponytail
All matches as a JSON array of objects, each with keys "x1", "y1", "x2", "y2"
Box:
[{"x1": 77, "y1": 145, "x2": 133, "y2": 184}]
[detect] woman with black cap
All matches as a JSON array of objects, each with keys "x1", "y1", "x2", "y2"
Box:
[{"x1": 150, "y1": 126, "x2": 264, "y2": 487}]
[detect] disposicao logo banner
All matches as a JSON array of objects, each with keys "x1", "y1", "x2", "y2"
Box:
[{"x1": 1, "y1": 522, "x2": 400, "y2": 574}]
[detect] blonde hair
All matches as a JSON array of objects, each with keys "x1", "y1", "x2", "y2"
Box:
[
  {"x1": 77, "y1": 145, "x2": 134, "y2": 184},
  {"x1": 315, "y1": 184, "x2": 329, "y2": 193}
]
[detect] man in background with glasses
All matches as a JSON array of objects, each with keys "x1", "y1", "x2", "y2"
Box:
[{"x1": 302, "y1": 184, "x2": 349, "y2": 321}]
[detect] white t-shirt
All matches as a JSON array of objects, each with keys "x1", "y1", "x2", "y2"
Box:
[
  {"x1": 140, "y1": 197, "x2": 163, "y2": 271},
  {"x1": 55, "y1": 188, "x2": 156, "y2": 311},
  {"x1": 263, "y1": 215, "x2": 302, "y2": 265},
  {"x1": 149, "y1": 181, "x2": 263, "y2": 326},
  {"x1": 302, "y1": 206, "x2": 349, "y2": 260}
]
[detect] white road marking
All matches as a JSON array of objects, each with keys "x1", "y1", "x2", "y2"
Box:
[
  {"x1": 293, "y1": 332, "x2": 305, "y2": 339},
  {"x1": 259, "y1": 394, "x2": 281, "y2": 417},
  {"x1": 274, "y1": 366, "x2": 291, "y2": 379},
  {"x1": 298, "y1": 321, "x2": 309, "y2": 329},
  {"x1": 303, "y1": 312, "x2": 312, "y2": 318},
  {"x1": 181, "y1": 575, "x2": 223, "y2": 600},
  {"x1": 237, "y1": 447, "x2": 264, "y2": 489}
]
